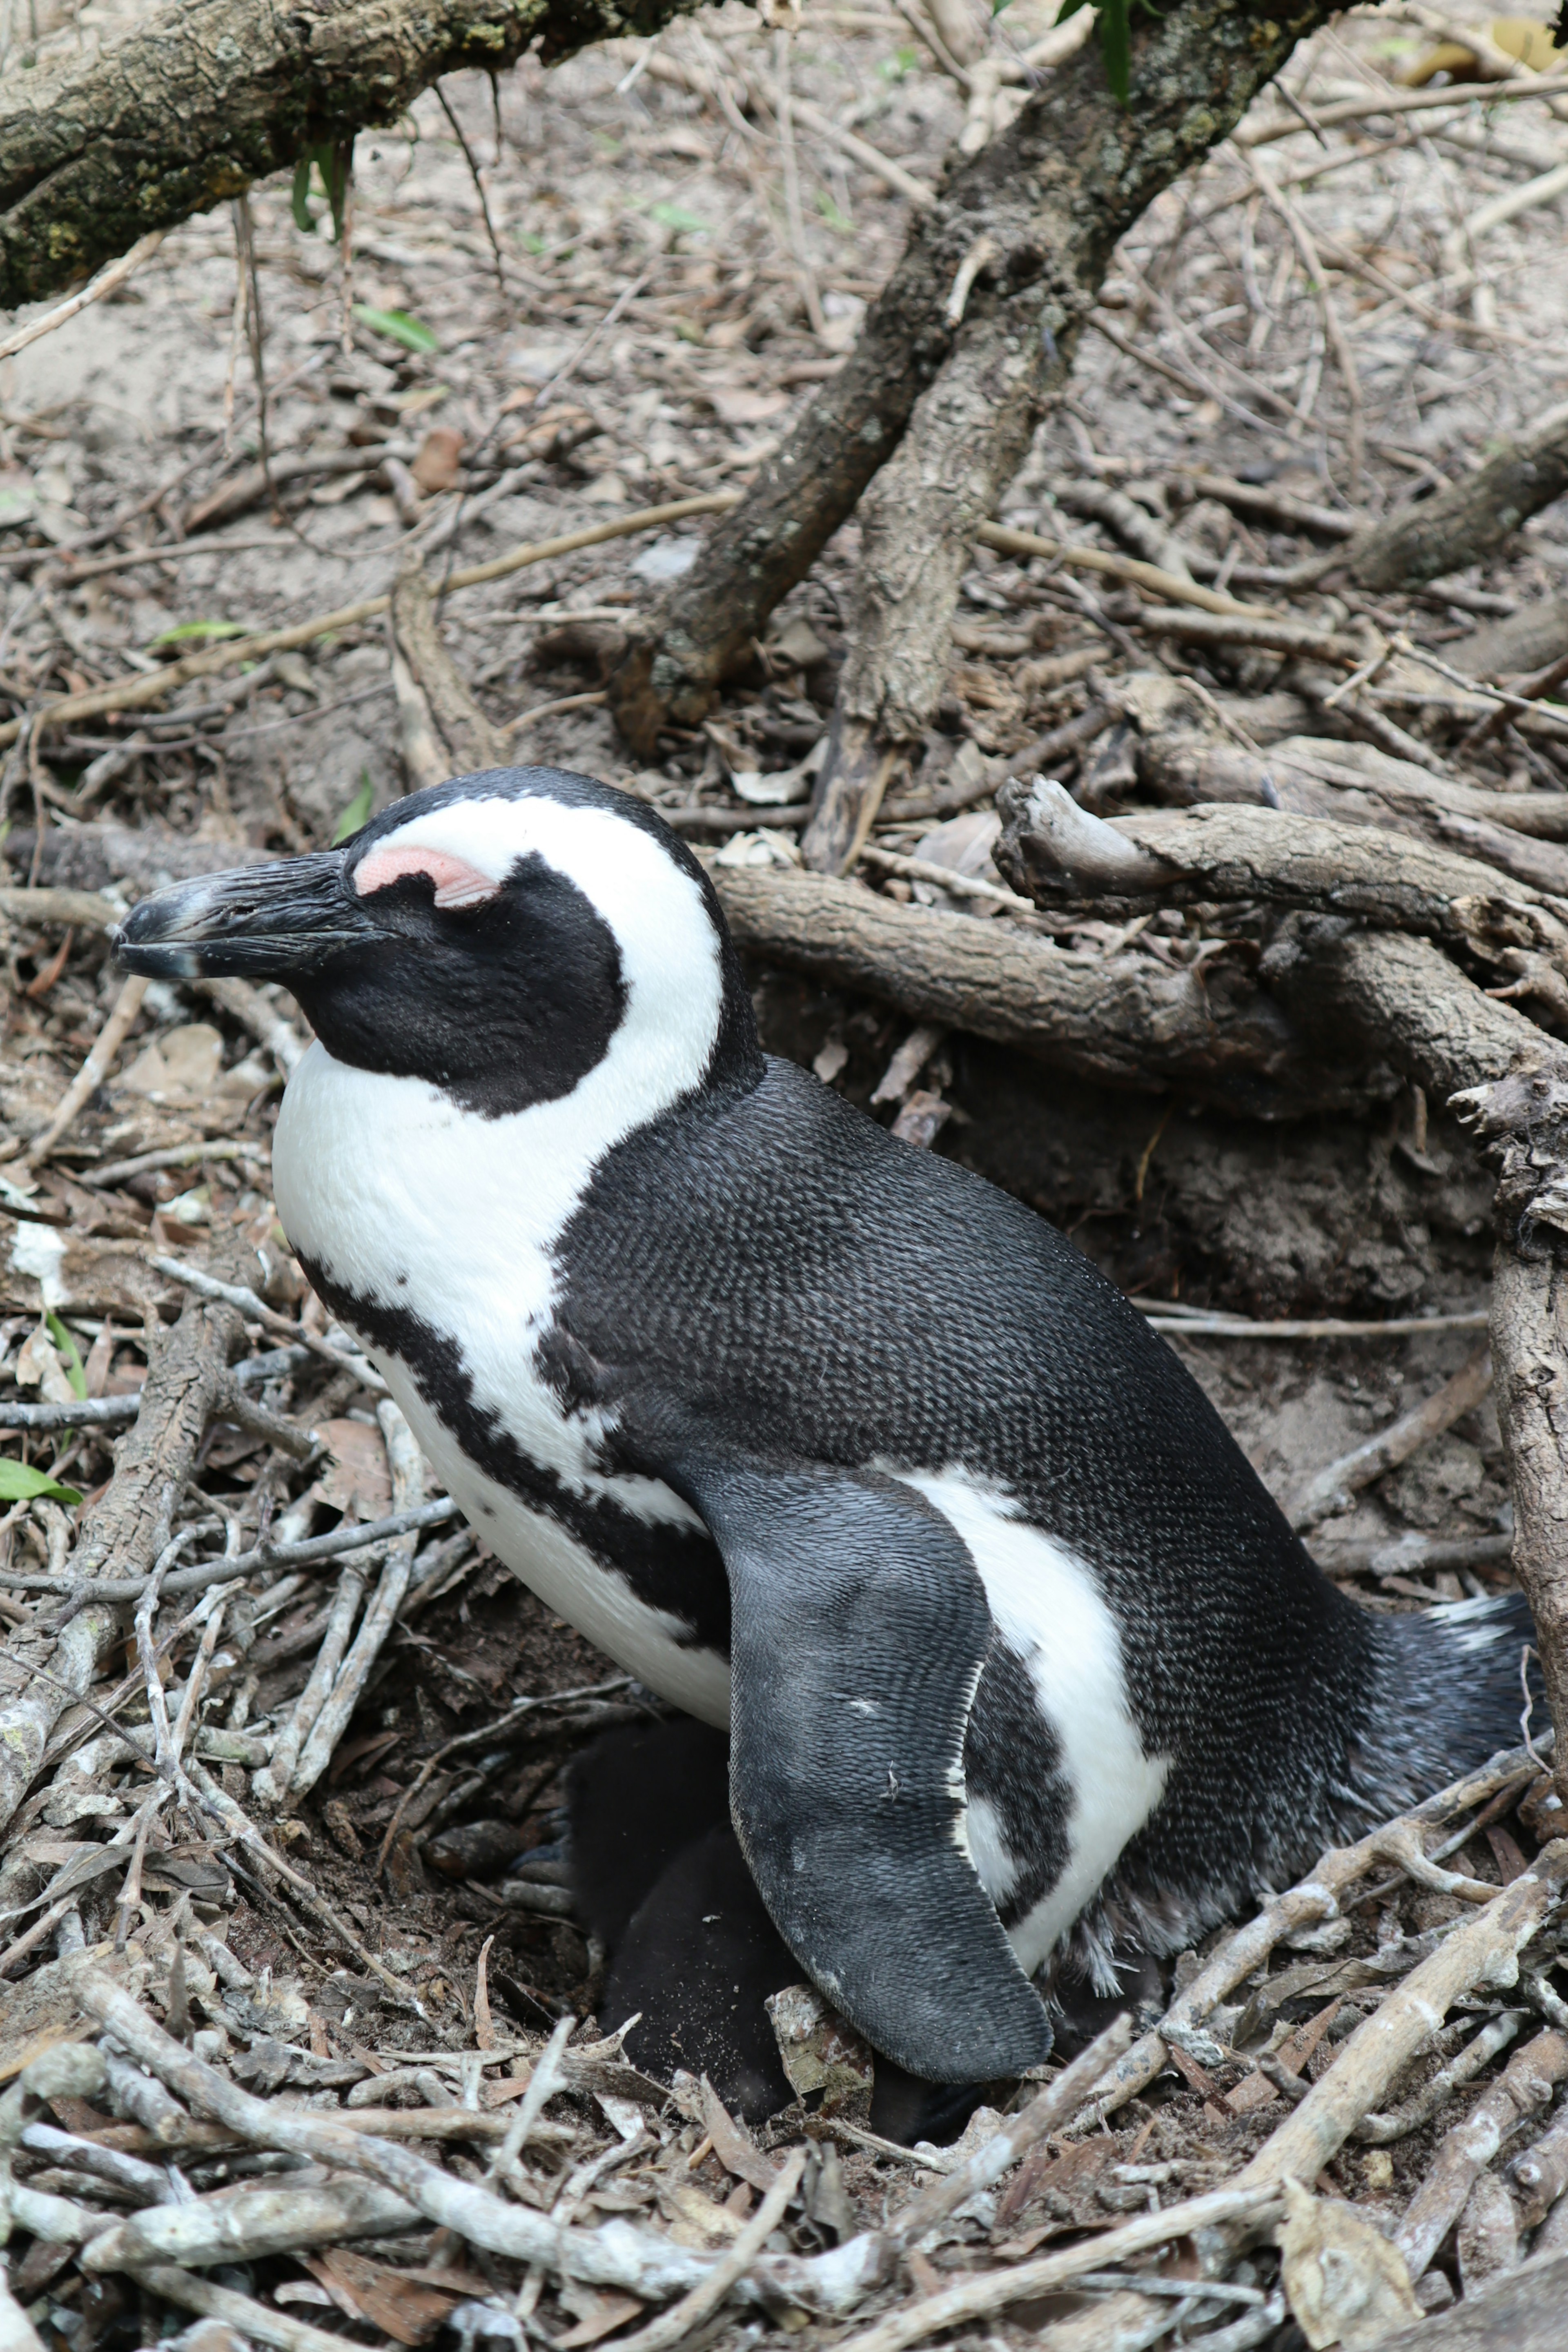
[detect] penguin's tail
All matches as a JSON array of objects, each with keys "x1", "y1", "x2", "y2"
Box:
[{"x1": 1362, "y1": 1590, "x2": 1544, "y2": 1810}]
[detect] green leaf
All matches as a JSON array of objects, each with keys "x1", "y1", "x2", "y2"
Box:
[
  {"x1": 150, "y1": 619, "x2": 248, "y2": 646},
  {"x1": 352, "y1": 304, "x2": 441, "y2": 354},
  {"x1": 649, "y1": 201, "x2": 710, "y2": 237},
  {"x1": 0, "y1": 1459, "x2": 84, "y2": 1507},
  {"x1": 292, "y1": 141, "x2": 353, "y2": 240},
  {"x1": 45, "y1": 1314, "x2": 87, "y2": 1401},
  {"x1": 333, "y1": 770, "x2": 376, "y2": 844},
  {"x1": 1100, "y1": 0, "x2": 1131, "y2": 103},
  {"x1": 878, "y1": 44, "x2": 920, "y2": 79},
  {"x1": 815, "y1": 190, "x2": 853, "y2": 235}
]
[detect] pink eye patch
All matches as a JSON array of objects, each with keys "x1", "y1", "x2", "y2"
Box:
[{"x1": 354, "y1": 845, "x2": 501, "y2": 910}]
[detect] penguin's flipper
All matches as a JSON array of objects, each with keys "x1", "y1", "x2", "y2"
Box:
[{"x1": 670, "y1": 1455, "x2": 1055, "y2": 2083}]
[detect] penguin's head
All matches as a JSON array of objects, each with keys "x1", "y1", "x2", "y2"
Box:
[{"x1": 114, "y1": 768, "x2": 762, "y2": 1118}]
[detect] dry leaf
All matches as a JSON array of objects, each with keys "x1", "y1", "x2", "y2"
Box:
[
  {"x1": 1279, "y1": 2175, "x2": 1422, "y2": 2350},
  {"x1": 411, "y1": 428, "x2": 464, "y2": 492},
  {"x1": 305, "y1": 2251, "x2": 460, "y2": 2345},
  {"x1": 15, "y1": 1321, "x2": 76, "y2": 1403},
  {"x1": 120, "y1": 1023, "x2": 225, "y2": 1103},
  {"x1": 764, "y1": 1981, "x2": 873, "y2": 2116},
  {"x1": 556, "y1": 2290, "x2": 645, "y2": 2348},
  {"x1": 312, "y1": 1418, "x2": 393, "y2": 1518}
]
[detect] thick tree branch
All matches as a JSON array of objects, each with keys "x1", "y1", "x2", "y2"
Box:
[
  {"x1": 0, "y1": 0, "x2": 704, "y2": 309},
  {"x1": 608, "y1": 0, "x2": 1343, "y2": 755}
]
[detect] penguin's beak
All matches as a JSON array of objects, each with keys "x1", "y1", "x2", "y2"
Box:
[{"x1": 113, "y1": 850, "x2": 376, "y2": 982}]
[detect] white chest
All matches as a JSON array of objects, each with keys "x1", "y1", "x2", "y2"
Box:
[{"x1": 272, "y1": 1044, "x2": 730, "y2": 1724}]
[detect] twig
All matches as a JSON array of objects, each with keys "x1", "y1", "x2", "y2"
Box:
[
  {"x1": 1235, "y1": 73, "x2": 1568, "y2": 147},
  {"x1": 374, "y1": 1676, "x2": 634, "y2": 1875},
  {"x1": 1235, "y1": 1845, "x2": 1568, "y2": 2199},
  {"x1": 1245, "y1": 148, "x2": 1364, "y2": 493},
  {"x1": 433, "y1": 82, "x2": 507, "y2": 292},
  {"x1": 1354, "y1": 2009, "x2": 1523, "y2": 2144},
  {"x1": 856, "y1": 843, "x2": 1036, "y2": 913},
  {"x1": 250, "y1": 1553, "x2": 375, "y2": 1808},
  {"x1": 0, "y1": 1496, "x2": 457, "y2": 1600},
  {"x1": 0, "y1": 497, "x2": 742, "y2": 749},
  {"x1": 886, "y1": 2016, "x2": 1132, "y2": 2248},
  {"x1": 0, "y1": 233, "x2": 165, "y2": 365},
  {"x1": 11, "y1": 974, "x2": 149, "y2": 1169},
  {"x1": 773, "y1": 32, "x2": 827, "y2": 341},
  {"x1": 1289, "y1": 1345, "x2": 1492, "y2": 1530},
  {"x1": 611, "y1": 2147, "x2": 807, "y2": 2352},
  {"x1": 833, "y1": 2182, "x2": 1285, "y2": 2352},
  {"x1": 1145, "y1": 1309, "x2": 1490, "y2": 1339},
  {"x1": 144, "y1": 1255, "x2": 372, "y2": 1372},
  {"x1": 287, "y1": 1401, "x2": 426, "y2": 1798},
  {"x1": 1078, "y1": 1741, "x2": 1555, "y2": 2125},
  {"x1": 74, "y1": 1980, "x2": 876, "y2": 2312},
  {"x1": 976, "y1": 522, "x2": 1270, "y2": 618}
]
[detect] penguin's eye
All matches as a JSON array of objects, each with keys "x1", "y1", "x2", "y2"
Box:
[{"x1": 354, "y1": 845, "x2": 501, "y2": 911}]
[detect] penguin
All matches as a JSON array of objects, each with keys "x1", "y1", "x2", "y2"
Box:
[{"x1": 115, "y1": 764, "x2": 1535, "y2": 2089}]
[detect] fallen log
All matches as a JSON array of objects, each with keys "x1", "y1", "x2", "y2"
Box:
[
  {"x1": 710, "y1": 863, "x2": 1379, "y2": 1118},
  {"x1": 994, "y1": 788, "x2": 1568, "y2": 978}
]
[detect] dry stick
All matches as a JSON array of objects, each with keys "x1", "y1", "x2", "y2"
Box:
[
  {"x1": 976, "y1": 521, "x2": 1271, "y2": 619},
  {"x1": 374, "y1": 1675, "x2": 633, "y2": 1876},
  {"x1": 1081, "y1": 1742, "x2": 1553, "y2": 2125},
  {"x1": 1355, "y1": 2009, "x2": 1523, "y2": 2145},
  {"x1": 1397, "y1": 2031, "x2": 1568, "y2": 2274},
  {"x1": 773, "y1": 32, "x2": 826, "y2": 341},
  {"x1": 1316, "y1": 1532, "x2": 1514, "y2": 1579},
  {"x1": 1235, "y1": 71, "x2": 1568, "y2": 146},
  {"x1": 0, "y1": 497, "x2": 741, "y2": 750},
  {"x1": 82, "y1": 2180, "x2": 421, "y2": 2274},
  {"x1": 128, "y1": 2267, "x2": 360, "y2": 2352},
  {"x1": 1235, "y1": 1846, "x2": 1568, "y2": 2200},
  {"x1": 611, "y1": 2147, "x2": 808, "y2": 2352},
  {"x1": 74, "y1": 1980, "x2": 875, "y2": 2312},
  {"x1": 832, "y1": 2182, "x2": 1286, "y2": 2352},
  {"x1": 0, "y1": 1495, "x2": 455, "y2": 1601},
  {"x1": 855, "y1": 843, "x2": 1037, "y2": 913},
  {"x1": 1288, "y1": 1344, "x2": 1493, "y2": 1530},
  {"x1": 145, "y1": 1256, "x2": 372, "y2": 1375},
  {"x1": 1245, "y1": 147, "x2": 1364, "y2": 494},
  {"x1": 0, "y1": 2267, "x2": 45, "y2": 2352},
  {"x1": 1145, "y1": 1310, "x2": 1489, "y2": 1339},
  {"x1": 249, "y1": 1554, "x2": 373, "y2": 1807},
  {"x1": 0, "y1": 232, "x2": 165, "y2": 365},
  {"x1": 174, "y1": 1755, "x2": 426, "y2": 2007},
  {"x1": 1085, "y1": 309, "x2": 1291, "y2": 438},
  {"x1": 13, "y1": 973, "x2": 149, "y2": 1169},
  {"x1": 886, "y1": 2015, "x2": 1133, "y2": 2248},
  {"x1": 287, "y1": 1400, "x2": 426, "y2": 1798}
]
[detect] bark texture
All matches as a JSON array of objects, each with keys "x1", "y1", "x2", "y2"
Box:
[
  {"x1": 390, "y1": 559, "x2": 508, "y2": 790},
  {"x1": 1343, "y1": 400, "x2": 1568, "y2": 595},
  {"x1": 712, "y1": 863, "x2": 1378, "y2": 1119},
  {"x1": 0, "y1": 0, "x2": 704, "y2": 308},
  {"x1": 608, "y1": 0, "x2": 1342, "y2": 754},
  {"x1": 1452, "y1": 1067, "x2": 1568, "y2": 1804},
  {"x1": 995, "y1": 794, "x2": 1568, "y2": 980},
  {"x1": 0, "y1": 1278, "x2": 244, "y2": 1836}
]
